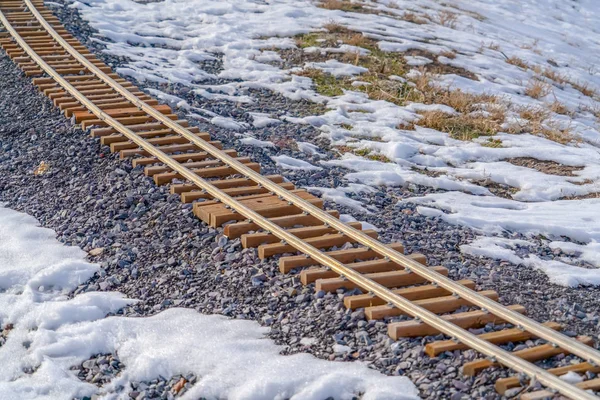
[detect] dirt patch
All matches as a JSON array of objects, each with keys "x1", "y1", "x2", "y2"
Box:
[
  {"x1": 404, "y1": 48, "x2": 477, "y2": 80},
  {"x1": 291, "y1": 27, "x2": 477, "y2": 80},
  {"x1": 560, "y1": 192, "x2": 600, "y2": 200},
  {"x1": 472, "y1": 179, "x2": 517, "y2": 199},
  {"x1": 411, "y1": 167, "x2": 444, "y2": 178},
  {"x1": 507, "y1": 157, "x2": 584, "y2": 177},
  {"x1": 318, "y1": 0, "x2": 376, "y2": 13},
  {"x1": 334, "y1": 145, "x2": 392, "y2": 162}
]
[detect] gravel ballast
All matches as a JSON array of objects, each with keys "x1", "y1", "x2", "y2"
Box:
[{"x1": 1, "y1": 4, "x2": 600, "y2": 399}]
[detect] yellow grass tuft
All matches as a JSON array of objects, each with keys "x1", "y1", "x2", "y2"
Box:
[
  {"x1": 417, "y1": 110, "x2": 501, "y2": 141},
  {"x1": 439, "y1": 50, "x2": 456, "y2": 59},
  {"x1": 525, "y1": 78, "x2": 552, "y2": 99},
  {"x1": 320, "y1": 0, "x2": 365, "y2": 12},
  {"x1": 322, "y1": 21, "x2": 350, "y2": 34},
  {"x1": 506, "y1": 56, "x2": 529, "y2": 70},
  {"x1": 436, "y1": 10, "x2": 458, "y2": 28},
  {"x1": 400, "y1": 11, "x2": 428, "y2": 24}
]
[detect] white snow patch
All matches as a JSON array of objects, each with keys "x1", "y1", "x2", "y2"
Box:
[
  {"x1": 460, "y1": 237, "x2": 534, "y2": 266},
  {"x1": 560, "y1": 371, "x2": 585, "y2": 384},
  {"x1": 524, "y1": 256, "x2": 600, "y2": 287},
  {"x1": 272, "y1": 155, "x2": 322, "y2": 171},
  {"x1": 307, "y1": 184, "x2": 377, "y2": 214},
  {"x1": 322, "y1": 154, "x2": 491, "y2": 195},
  {"x1": 549, "y1": 241, "x2": 600, "y2": 267},
  {"x1": 0, "y1": 206, "x2": 420, "y2": 400},
  {"x1": 407, "y1": 192, "x2": 600, "y2": 243},
  {"x1": 211, "y1": 116, "x2": 246, "y2": 131},
  {"x1": 461, "y1": 236, "x2": 600, "y2": 287},
  {"x1": 404, "y1": 56, "x2": 432, "y2": 66},
  {"x1": 305, "y1": 59, "x2": 369, "y2": 78},
  {"x1": 239, "y1": 137, "x2": 276, "y2": 148},
  {"x1": 333, "y1": 344, "x2": 352, "y2": 354},
  {"x1": 297, "y1": 141, "x2": 326, "y2": 156},
  {"x1": 249, "y1": 112, "x2": 282, "y2": 128},
  {"x1": 340, "y1": 214, "x2": 380, "y2": 232}
]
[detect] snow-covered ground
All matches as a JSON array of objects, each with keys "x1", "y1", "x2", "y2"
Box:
[
  {"x1": 66, "y1": 0, "x2": 600, "y2": 285},
  {"x1": 0, "y1": 205, "x2": 419, "y2": 399}
]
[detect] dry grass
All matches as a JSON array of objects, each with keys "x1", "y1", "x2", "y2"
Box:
[
  {"x1": 548, "y1": 100, "x2": 571, "y2": 116},
  {"x1": 571, "y1": 81, "x2": 597, "y2": 98},
  {"x1": 517, "y1": 105, "x2": 550, "y2": 122},
  {"x1": 536, "y1": 123, "x2": 575, "y2": 144},
  {"x1": 322, "y1": 21, "x2": 349, "y2": 34},
  {"x1": 506, "y1": 56, "x2": 529, "y2": 70},
  {"x1": 487, "y1": 42, "x2": 500, "y2": 51},
  {"x1": 436, "y1": 10, "x2": 458, "y2": 28},
  {"x1": 439, "y1": 50, "x2": 456, "y2": 59},
  {"x1": 287, "y1": 20, "x2": 588, "y2": 147},
  {"x1": 510, "y1": 104, "x2": 576, "y2": 144},
  {"x1": 408, "y1": 71, "x2": 499, "y2": 113},
  {"x1": 481, "y1": 138, "x2": 503, "y2": 148},
  {"x1": 354, "y1": 147, "x2": 392, "y2": 162},
  {"x1": 539, "y1": 67, "x2": 596, "y2": 98},
  {"x1": 335, "y1": 145, "x2": 392, "y2": 162},
  {"x1": 404, "y1": 71, "x2": 505, "y2": 141},
  {"x1": 400, "y1": 11, "x2": 428, "y2": 25},
  {"x1": 319, "y1": 0, "x2": 366, "y2": 12},
  {"x1": 344, "y1": 32, "x2": 373, "y2": 49},
  {"x1": 541, "y1": 67, "x2": 567, "y2": 85},
  {"x1": 525, "y1": 78, "x2": 552, "y2": 99},
  {"x1": 418, "y1": 110, "x2": 500, "y2": 140}
]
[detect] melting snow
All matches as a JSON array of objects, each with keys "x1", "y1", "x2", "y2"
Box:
[
  {"x1": 64, "y1": 0, "x2": 600, "y2": 282},
  {"x1": 0, "y1": 206, "x2": 419, "y2": 399},
  {"x1": 272, "y1": 154, "x2": 322, "y2": 171},
  {"x1": 239, "y1": 136, "x2": 276, "y2": 148}
]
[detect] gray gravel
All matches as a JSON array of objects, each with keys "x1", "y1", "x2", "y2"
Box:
[
  {"x1": 73, "y1": 352, "x2": 195, "y2": 399},
  {"x1": 1, "y1": 3, "x2": 599, "y2": 400}
]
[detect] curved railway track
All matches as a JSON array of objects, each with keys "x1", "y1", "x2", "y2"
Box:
[{"x1": 0, "y1": 1, "x2": 599, "y2": 398}]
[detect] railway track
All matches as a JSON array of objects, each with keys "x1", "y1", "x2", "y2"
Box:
[{"x1": 0, "y1": 1, "x2": 599, "y2": 398}]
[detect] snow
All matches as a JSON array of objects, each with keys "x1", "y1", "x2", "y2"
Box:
[
  {"x1": 460, "y1": 236, "x2": 534, "y2": 266},
  {"x1": 340, "y1": 214, "x2": 380, "y2": 232},
  {"x1": 307, "y1": 184, "x2": 377, "y2": 214},
  {"x1": 549, "y1": 241, "x2": 600, "y2": 267},
  {"x1": 406, "y1": 192, "x2": 600, "y2": 243},
  {"x1": 460, "y1": 237, "x2": 600, "y2": 286},
  {"x1": 297, "y1": 141, "x2": 325, "y2": 156},
  {"x1": 271, "y1": 155, "x2": 322, "y2": 171},
  {"x1": 211, "y1": 116, "x2": 246, "y2": 131},
  {"x1": 322, "y1": 154, "x2": 491, "y2": 195},
  {"x1": 239, "y1": 136, "x2": 276, "y2": 148},
  {"x1": 404, "y1": 56, "x2": 432, "y2": 66},
  {"x1": 65, "y1": 0, "x2": 600, "y2": 281},
  {"x1": 561, "y1": 371, "x2": 585, "y2": 384},
  {"x1": 414, "y1": 193, "x2": 600, "y2": 286},
  {"x1": 0, "y1": 205, "x2": 419, "y2": 399},
  {"x1": 525, "y1": 256, "x2": 600, "y2": 287},
  {"x1": 249, "y1": 112, "x2": 282, "y2": 128},
  {"x1": 306, "y1": 59, "x2": 369, "y2": 77}
]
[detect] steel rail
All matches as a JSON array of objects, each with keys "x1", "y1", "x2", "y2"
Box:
[
  {"x1": 23, "y1": 0, "x2": 600, "y2": 372},
  {"x1": 1, "y1": 5, "x2": 598, "y2": 399}
]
